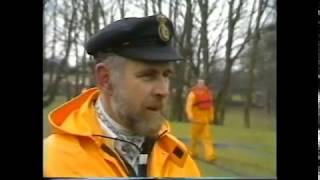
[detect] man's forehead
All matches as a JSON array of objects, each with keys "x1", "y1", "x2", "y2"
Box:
[{"x1": 126, "y1": 60, "x2": 174, "y2": 72}]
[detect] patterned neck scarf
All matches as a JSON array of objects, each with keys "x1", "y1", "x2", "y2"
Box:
[{"x1": 95, "y1": 96, "x2": 145, "y2": 174}]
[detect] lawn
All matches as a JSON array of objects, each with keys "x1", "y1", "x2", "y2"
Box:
[
  {"x1": 170, "y1": 107, "x2": 276, "y2": 177},
  {"x1": 43, "y1": 97, "x2": 276, "y2": 178}
]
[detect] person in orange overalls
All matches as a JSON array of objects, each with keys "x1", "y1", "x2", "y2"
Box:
[{"x1": 185, "y1": 79, "x2": 216, "y2": 162}]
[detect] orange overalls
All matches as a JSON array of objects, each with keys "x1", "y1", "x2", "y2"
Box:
[{"x1": 185, "y1": 86, "x2": 216, "y2": 161}]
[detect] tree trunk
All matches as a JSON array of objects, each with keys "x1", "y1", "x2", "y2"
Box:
[
  {"x1": 169, "y1": 0, "x2": 192, "y2": 122},
  {"x1": 93, "y1": 0, "x2": 100, "y2": 33},
  {"x1": 118, "y1": 0, "x2": 125, "y2": 18},
  {"x1": 97, "y1": 0, "x2": 107, "y2": 26},
  {"x1": 216, "y1": 61, "x2": 232, "y2": 125},
  {"x1": 168, "y1": 0, "x2": 173, "y2": 19},
  {"x1": 51, "y1": 0, "x2": 57, "y2": 59},
  {"x1": 74, "y1": 38, "x2": 81, "y2": 97},
  {"x1": 43, "y1": 63, "x2": 56, "y2": 96},
  {"x1": 244, "y1": 39, "x2": 259, "y2": 128},
  {"x1": 170, "y1": 77, "x2": 184, "y2": 121},
  {"x1": 216, "y1": 0, "x2": 235, "y2": 125},
  {"x1": 157, "y1": 0, "x2": 162, "y2": 14},
  {"x1": 244, "y1": 0, "x2": 266, "y2": 127},
  {"x1": 43, "y1": 0, "x2": 77, "y2": 107},
  {"x1": 151, "y1": 0, "x2": 157, "y2": 14},
  {"x1": 43, "y1": 0, "x2": 57, "y2": 96},
  {"x1": 173, "y1": 0, "x2": 179, "y2": 28},
  {"x1": 216, "y1": 0, "x2": 247, "y2": 124},
  {"x1": 266, "y1": 89, "x2": 271, "y2": 114},
  {"x1": 64, "y1": 78, "x2": 72, "y2": 100},
  {"x1": 83, "y1": 0, "x2": 93, "y2": 37},
  {"x1": 81, "y1": 27, "x2": 88, "y2": 89},
  {"x1": 144, "y1": 0, "x2": 149, "y2": 16},
  {"x1": 244, "y1": 61, "x2": 254, "y2": 128},
  {"x1": 197, "y1": 0, "x2": 209, "y2": 80}
]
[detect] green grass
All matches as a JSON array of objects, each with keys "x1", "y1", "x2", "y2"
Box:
[
  {"x1": 171, "y1": 123, "x2": 276, "y2": 177},
  {"x1": 43, "y1": 97, "x2": 276, "y2": 178},
  {"x1": 170, "y1": 107, "x2": 276, "y2": 177}
]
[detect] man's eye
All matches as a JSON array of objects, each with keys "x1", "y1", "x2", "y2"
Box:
[
  {"x1": 163, "y1": 72, "x2": 172, "y2": 78},
  {"x1": 164, "y1": 73, "x2": 171, "y2": 78},
  {"x1": 141, "y1": 75, "x2": 155, "y2": 81}
]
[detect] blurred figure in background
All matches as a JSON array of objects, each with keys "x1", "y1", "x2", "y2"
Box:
[{"x1": 186, "y1": 79, "x2": 216, "y2": 162}]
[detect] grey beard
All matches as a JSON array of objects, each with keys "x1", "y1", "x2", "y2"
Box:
[
  {"x1": 111, "y1": 90, "x2": 165, "y2": 136},
  {"x1": 126, "y1": 111, "x2": 165, "y2": 136}
]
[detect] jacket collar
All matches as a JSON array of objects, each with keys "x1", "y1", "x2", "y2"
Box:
[{"x1": 48, "y1": 87, "x2": 189, "y2": 174}]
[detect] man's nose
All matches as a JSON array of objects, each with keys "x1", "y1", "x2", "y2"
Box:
[{"x1": 153, "y1": 79, "x2": 170, "y2": 98}]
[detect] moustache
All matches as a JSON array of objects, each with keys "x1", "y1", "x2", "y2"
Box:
[{"x1": 145, "y1": 102, "x2": 165, "y2": 111}]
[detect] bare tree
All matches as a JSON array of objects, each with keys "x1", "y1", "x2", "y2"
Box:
[
  {"x1": 215, "y1": 0, "x2": 253, "y2": 124},
  {"x1": 44, "y1": 0, "x2": 59, "y2": 97},
  {"x1": 169, "y1": 0, "x2": 173, "y2": 19},
  {"x1": 243, "y1": 0, "x2": 269, "y2": 128},
  {"x1": 208, "y1": 1, "x2": 227, "y2": 68},
  {"x1": 92, "y1": 0, "x2": 101, "y2": 33},
  {"x1": 173, "y1": 0, "x2": 179, "y2": 28},
  {"x1": 73, "y1": 31, "x2": 81, "y2": 97},
  {"x1": 157, "y1": 0, "x2": 163, "y2": 14},
  {"x1": 117, "y1": 0, "x2": 126, "y2": 18},
  {"x1": 97, "y1": 0, "x2": 107, "y2": 26},
  {"x1": 43, "y1": 0, "x2": 78, "y2": 107},
  {"x1": 43, "y1": 3, "x2": 47, "y2": 74},
  {"x1": 169, "y1": 0, "x2": 195, "y2": 122},
  {"x1": 144, "y1": 0, "x2": 149, "y2": 16},
  {"x1": 82, "y1": 0, "x2": 103, "y2": 86},
  {"x1": 83, "y1": 0, "x2": 93, "y2": 37},
  {"x1": 151, "y1": 0, "x2": 157, "y2": 14},
  {"x1": 197, "y1": 0, "x2": 218, "y2": 82}
]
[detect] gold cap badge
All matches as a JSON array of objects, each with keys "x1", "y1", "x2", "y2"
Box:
[{"x1": 157, "y1": 15, "x2": 170, "y2": 42}]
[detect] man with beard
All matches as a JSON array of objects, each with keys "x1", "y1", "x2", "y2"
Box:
[{"x1": 43, "y1": 14, "x2": 201, "y2": 177}]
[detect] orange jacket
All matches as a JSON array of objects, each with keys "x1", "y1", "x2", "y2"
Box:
[
  {"x1": 43, "y1": 88, "x2": 200, "y2": 178},
  {"x1": 185, "y1": 86, "x2": 214, "y2": 124}
]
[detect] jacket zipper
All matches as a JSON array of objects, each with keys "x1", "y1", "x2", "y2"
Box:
[{"x1": 100, "y1": 143, "x2": 136, "y2": 176}]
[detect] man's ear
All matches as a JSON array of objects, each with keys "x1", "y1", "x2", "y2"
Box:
[{"x1": 95, "y1": 63, "x2": 113, "y2": 95}]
